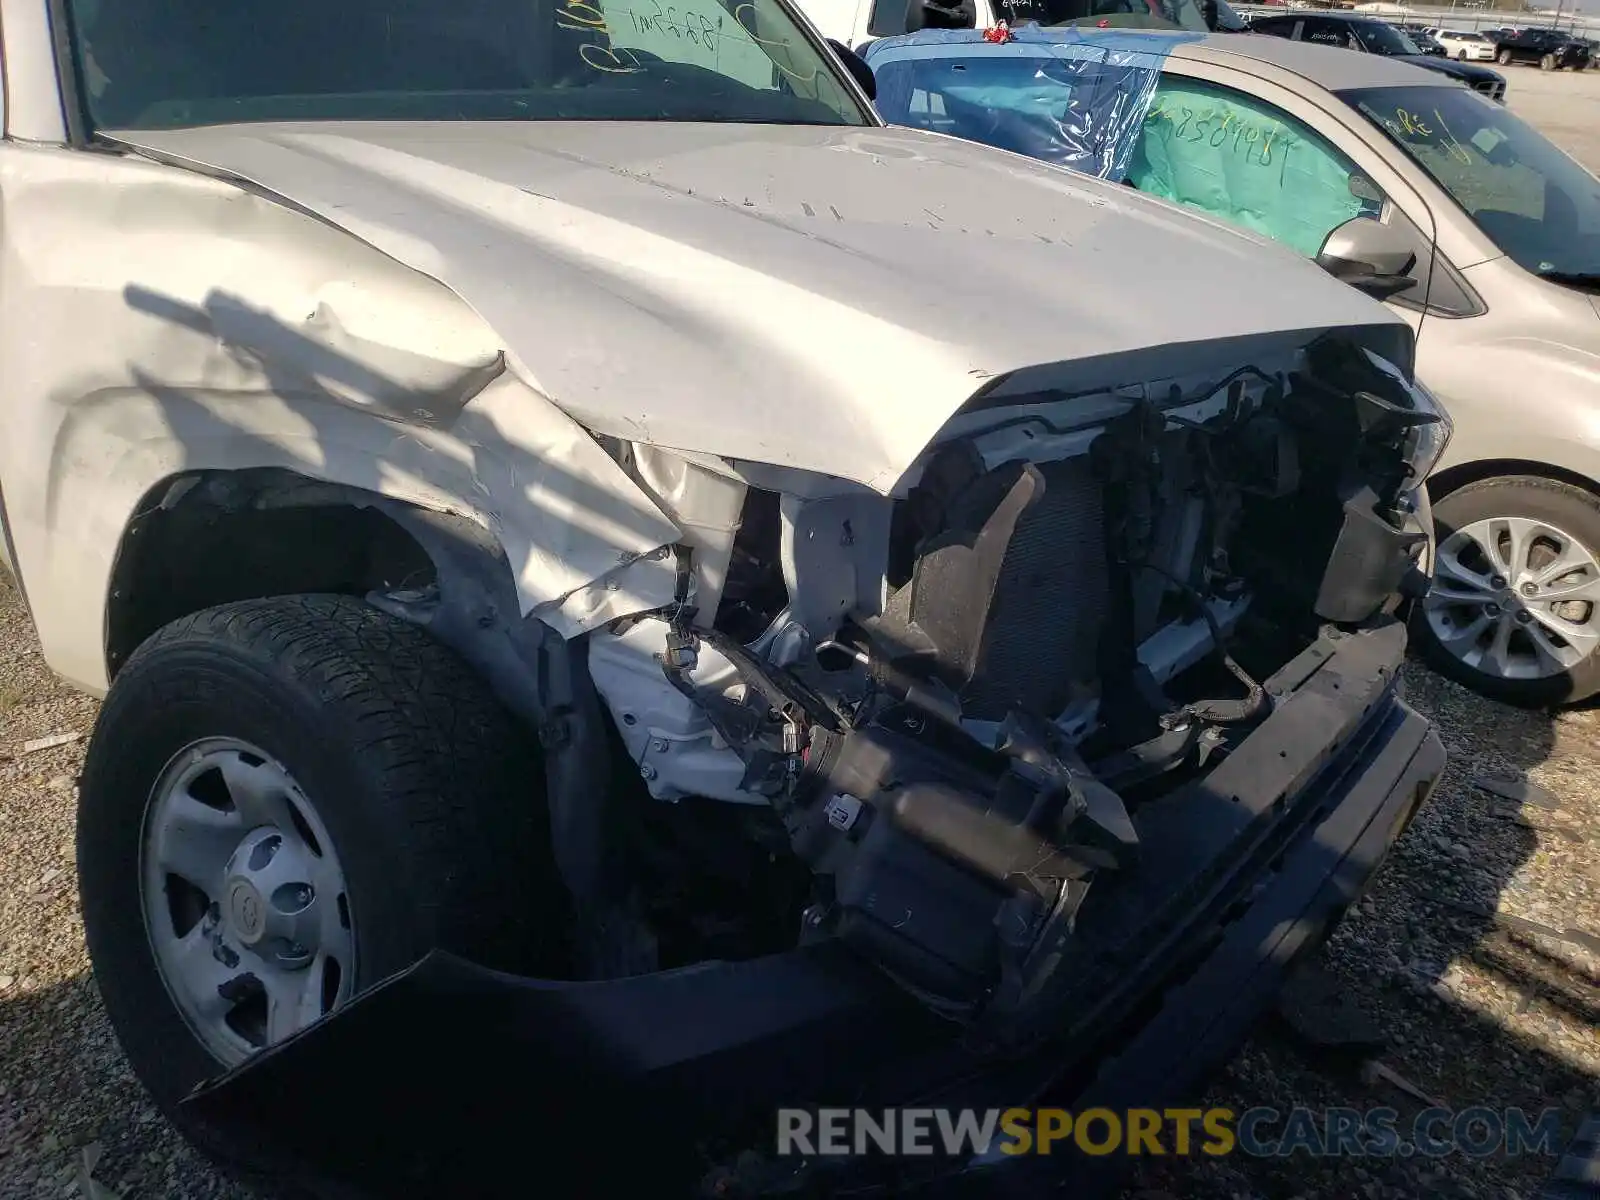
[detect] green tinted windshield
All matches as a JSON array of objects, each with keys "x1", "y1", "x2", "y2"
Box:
[
  {"x1": 1342, "y1": 84, "x2": 1600, "y2": 279},
  {"x1": 64, "y1": 0, "x2": 871, "y2": 130}
]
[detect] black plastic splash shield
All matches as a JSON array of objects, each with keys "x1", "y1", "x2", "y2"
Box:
[{"x1": 180, "y1": 943, "x2": 937, "y2": 1195}]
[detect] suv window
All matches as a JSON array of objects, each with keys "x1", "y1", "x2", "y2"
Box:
[
  {"x1": 1301, "y1": 16, "x2": 1356, "y2": 48},
  {"x1": 1349, "y1": 20, "x2": 1422, "y2": 54},
  {"x1": 871, "y1": 46, "x2": 1159, "y2": 177},
  {"x1": 1126, "y1": 74, "x2": 1383, "y2": 257},
  {"x1": 1246, "y1": 15, "x2": 1296, "y2": 37},
  {"x1": 1346, "y1": 81, "x2": 1600, "y2": 282}
]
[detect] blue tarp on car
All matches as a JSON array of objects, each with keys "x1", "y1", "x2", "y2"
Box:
[
  {"x1": 865, "y1": 28, "x2": 1379, "y2": 255},
  {"x1": 864, "y1": 27, "x2": 1196, "y2": 178}
]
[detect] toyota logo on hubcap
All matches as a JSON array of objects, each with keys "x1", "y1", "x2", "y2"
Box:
[{"x1": 228, "y1": 880, "x2": 266, "y2": 943}]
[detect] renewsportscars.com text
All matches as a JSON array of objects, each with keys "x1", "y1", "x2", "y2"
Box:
[{"x1": 776, "y1": 1106, "x2": 1569, "y2": 1159}]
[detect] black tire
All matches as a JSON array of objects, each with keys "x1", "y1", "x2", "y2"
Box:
[
  {"x1": 1541, "y1": 52, "x2": 1557, "y2": 70},
  {"x1": 1456, "y1": 49, "x2": 1468, "y2": 60},
  {"x1": 1413, "y1": 476, "x2": 1600, "y2": 707},
  {"x1": 78, "y1": 594, "x2": 557, "y2": 1172}
]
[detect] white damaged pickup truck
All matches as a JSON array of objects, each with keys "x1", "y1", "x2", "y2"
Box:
[{"x1": 0, "y1": 0, "x2": 1446, "y2": 1195}]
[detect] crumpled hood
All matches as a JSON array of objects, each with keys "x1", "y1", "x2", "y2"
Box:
[{"x1": 108, "y1": 120, "x2": 1402, "y2": 494}]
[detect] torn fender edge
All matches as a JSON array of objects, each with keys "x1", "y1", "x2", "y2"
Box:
[{"x1": 64, "y1": 370, "x2": 680, "y2": 662}]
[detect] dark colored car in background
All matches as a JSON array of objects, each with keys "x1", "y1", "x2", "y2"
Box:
[
  {"x1": 1485, "y1": 26, "x2": 1594, "y2": 70},
  {"x1": 1247, "y1": 13, "x2": 1508, "y2": 101},
  {"x1": 1398, "y1": 22, "x2": 1447, "y2": 56}
]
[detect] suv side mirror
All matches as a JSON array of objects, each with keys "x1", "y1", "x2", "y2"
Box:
[
  {"x1": 827, "y1": 39, "x2": 877, "y2": 101},
  {"x1": 906, "y1": 0, "x2": 977, "y2": 32},
  {"x1": 1315, "y1": 216, "x2": 1419, "y2": 301}
]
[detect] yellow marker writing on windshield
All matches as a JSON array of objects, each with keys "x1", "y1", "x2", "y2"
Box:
[
  {"x1": 1395, "y1": 108, "x2": 1432, "y2": 137},
  {"x1": 1432, "y1": 109, "x2": 1476, "y2": 166}
]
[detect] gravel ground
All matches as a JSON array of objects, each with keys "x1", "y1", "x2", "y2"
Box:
[
  {"x1": 1127, "y1": 663, "x2": 1600, "y2": 1200},
  {"x1": 0, "y1": 576, "x2": 234, "y2": 1200}
]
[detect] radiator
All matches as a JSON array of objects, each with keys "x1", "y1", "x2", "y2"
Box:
[{"x1": 960, "y1": 456, "x2": 1110, "y2": 722}]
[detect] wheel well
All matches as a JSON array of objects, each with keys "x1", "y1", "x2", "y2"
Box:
[
  {"x1": 106, "y1": 469, "x2": 437, "y2": 679},
  {"x1": 1427, "y1": 458, "x2": 1600, "y2": 507}
]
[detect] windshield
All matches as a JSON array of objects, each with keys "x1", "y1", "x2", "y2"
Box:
[
  {"x1": 992, "y1": 0, "x2": 1209, "y2": 32},
  {"x1": 1343, "y1": 84, "x2": 1600, "y2": 279},
  {"x1": 64, "y1": 0, "x2": 871, "y2": 130},
  {"x1": 1351, "y1": 22, "x2": 1423, "y2": 54}
]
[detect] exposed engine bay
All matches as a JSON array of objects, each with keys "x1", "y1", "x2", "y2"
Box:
[{"x1": 582, "y1": 335, "x2": 1443, "y2": 1028}]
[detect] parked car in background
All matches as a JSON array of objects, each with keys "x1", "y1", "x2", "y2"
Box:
[
  {"x1": 1247, "y1": 12, "x2": 1508, "y2": 100},
  {"x1": 1433, "y1": 29, "x2": 1499, "y2": 62},
  {"x1": 1397, "y1": 23, "x2": 1447, "y2": 56},
  {"x1": 1484, "y1": 26, "x2": 1593, "y2": 70},
  {"x1": 868, "y1": 26, "x2": 1600, "y2": 705}
]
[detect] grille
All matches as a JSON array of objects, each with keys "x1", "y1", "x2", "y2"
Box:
[{"x1": 960, "y1": 456, "x2": 1110, "y2": 721}]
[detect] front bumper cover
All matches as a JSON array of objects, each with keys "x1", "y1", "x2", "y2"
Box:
[{"x1": 179, "y1": 619, "x2": 1445, "y2": 1199}]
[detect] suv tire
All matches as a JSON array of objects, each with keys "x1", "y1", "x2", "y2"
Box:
[{"x1": 78, "y1": 594, "x2": 559, "y2": 1173}]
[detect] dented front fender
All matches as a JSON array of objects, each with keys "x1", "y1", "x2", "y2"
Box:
[{"x1": 0, "y1": 143, "x2": 680, "y2": 691}]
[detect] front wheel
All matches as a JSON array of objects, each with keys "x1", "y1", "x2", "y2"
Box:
[
  {"x1": 1541, "y1": 52, "x2": 1558, "y2": 70},
  {"x1": 1414, "y1": 476, "x2": 1600, "y2": 707},
  {"x1": 78, "y1": 594, "x2": 557, "y2": 1160},
  {"x1": 1498, "y1": 47, "x2": 1513, "y2": 64},
  {"x1": 1457, "y1": 49, "x2": 1468, "y2": 60}
]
